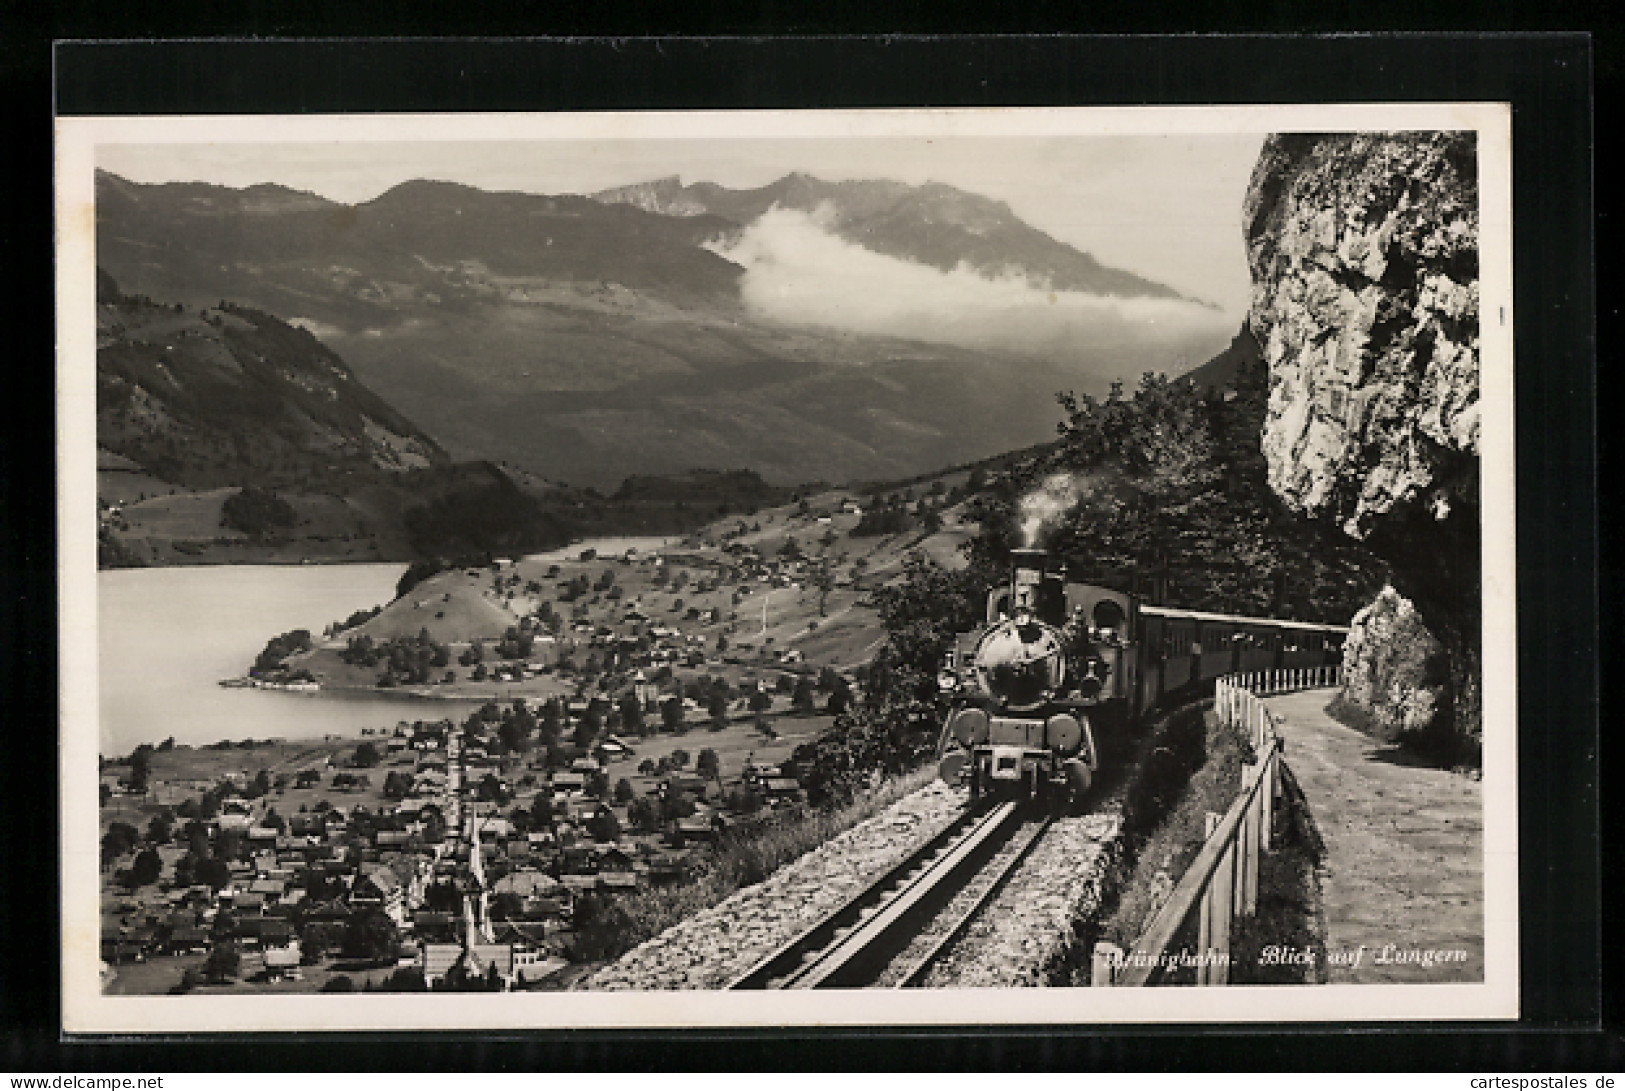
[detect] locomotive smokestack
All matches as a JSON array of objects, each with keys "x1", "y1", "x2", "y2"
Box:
[{"x1": 1010, "y1": 548, "x2": 1047, "y2": 616}]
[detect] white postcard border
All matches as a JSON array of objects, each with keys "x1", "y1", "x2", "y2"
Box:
[{"x1": 57, "y1": 102, "x2": 1518, "y2": 1031}]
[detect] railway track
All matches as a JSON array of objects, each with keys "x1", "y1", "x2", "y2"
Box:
[{"x1": 728, "y1": 799, "x2": 1051, "y2": 990}]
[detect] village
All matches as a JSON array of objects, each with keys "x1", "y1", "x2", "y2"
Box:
[{"x1": 98, "y1": 482, "x2": 978, "y2": 994}]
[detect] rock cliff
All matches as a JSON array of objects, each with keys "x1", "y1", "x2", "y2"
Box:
[
  {"x1": 1333, "y1": 585, "x2": 1460, "y2": 755},
  {"x1": 1244, "y1": 132, "x2": 1481, "y2": 752}
]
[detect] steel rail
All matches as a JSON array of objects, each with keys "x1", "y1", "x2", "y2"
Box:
[
  {"x1": 892, "y1": 813, "x2": 1053, "y2": 988},
  {"x1": 725, "y1": 802, "x2": 990, "y2": 990},
  {"x1": 730, "y1": 800, "x2": 1025, "y2": 989}
]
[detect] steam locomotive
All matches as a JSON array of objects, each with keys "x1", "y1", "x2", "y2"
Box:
[{"x1": 934, "y1": 548, "x2": 1348, "y2": 808}]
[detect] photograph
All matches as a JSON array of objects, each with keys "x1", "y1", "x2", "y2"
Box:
[{"x1": 55, "y1": 103, "x2": 1517, "y2": 1031}]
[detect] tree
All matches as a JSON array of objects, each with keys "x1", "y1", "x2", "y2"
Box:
[
  {"x1": 749, "y1": 689, "x2": 772, "y2": 713},
  {"x1": 613, "y1": 778, "x2": 636, "y2": 804},
  {"x1": 708, "y1": 691, "x2": 729, "y2": 730},
  {"x1": 195, "y1": 856, "x2": 231, "y2": 890},
  {"x1": 529, "y1": 792, "x2": 556, "y2": 829},
  {"x1": 203, "y1": 942, "x2": 241, "y2": 983},
  {"x1": 321, "y1": 975, "x2": 356, "y2": 993},
  {"x1": 379, "y1": 967, "x2": 428, "y2": 992},
  {"x1": 725, "y1": 785, "x2": 763, "y2": 815},
  {"x1": 670, "y1": 749, "x2": 691, "y2": 769},
  {"x1": 812, "y1": 562, "x2": 835, "y2": 615},
  {"x1": 101, "y1": 821, "x2": 140, "y2": 866},
  {"x1": 586, "y1": 770, "x2": 610, "y2": 799},
  {"x1": 382, "y1": 771, "x2": 415, "y2": 801},
  {"x1": 618, "y1": 692, "x2": 645, "y2": 736},
  {"x1": 574, "y1": 706, "x2": 601, "y2": 749},
  {"x1": 477, "y1": 774, "x2": 511, "y2": 805},
  {"x1": 792, "y1": 677, "x2": 816, "y2": 713},
  {"x1": 827, "y1": 686, "x2": 851, "y2": 715},
  {"x1": 145, "y1": 812, "x2": 173, "y2": 845},
  {"x1": 129, "y1": 848, "x2": 162, "y2": 887},
  {"x1": 628, "y1": 796, "x2": 660, "y2": 832},
  {"x1": 127, "y1": 743, "x2": 154, "y2": 793},
  {"x1": 661, "y1": 698, "x2": 685, "y2": 734},
  {"x1": 221, "y1": 485, "x2": 296, "y2": 539},
  {"x1": 586, "y1": 808, "x2": 621, "y2": 842},
  {"x1": 353, "y1": 742, "x2": 382, "y2": 768},
  {"x1": 342, "y1": 909, "x2": 400, "y2": 962},
  {"x1": 696, "y1": 748, "x2": 721, "y2": 789},
  {"x1": 637, "y1": 758, "x2": 657, "y2": 777}
]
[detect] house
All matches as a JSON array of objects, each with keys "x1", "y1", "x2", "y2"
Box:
[
  {"x1": 676, "y1": 813, "x2": 724, "y2": 844},
  {"x1": 412, "y1": 911, "x2": 459, "y2": 944},
  {"x1": 248, "y1": 877, "x2": 287, "y2": 904},
  {"x1": 420, "y1": 943, "x2": 464, "y2": 988},
  {"x1": 350, "y1": 865, "x2": 407, "y2": 926},
  {"x1": 231, "y1": 890, "x2": 267, "y2": 914},
  {"x1": 262, "y1": 943, "x2": 302, "y2": 981},
  {"x1": 597, "y1": 872, "x2": 639, "y2": 894},
  {"x1": 304, "y1": 898, "x2": 353, "y2": 925},
  {"x1": 560, "y1": 846, "x2": 598, "y2": 875},
  {"x1": 233, "y1": 916, "x2": 293, "y2": 951},
  {"x1": 596, "y1": 846, "x2": 635, "y2": 873},
  {"x1": 165, "y1": 926, "x2": 210, "y2": 955},
  {"x1": 646, "y1": 851, "x2": 692, "y2": 884},
  {"x1": 550, "y1": 771, "x2": 586, "y2": 793},
  {"x1": 763, "y1": 777, "x2": 803, "y2": 801},
  {"x1": 465, "y1": 943, "x2": 516, "y2": 990},
  {"x1": 597, "y1": 737, "x2": 633, "y2": 760},
  {"x1": 664, "y1": 774, "x2": 708, "y2": 799},
  {"x1": 472, "y1": 817, "x2": 514, "y2": 842}
]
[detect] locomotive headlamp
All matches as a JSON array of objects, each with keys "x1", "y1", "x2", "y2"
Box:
[{"x1": 937, "y1": 670, "x2": 959, "y2": 692}]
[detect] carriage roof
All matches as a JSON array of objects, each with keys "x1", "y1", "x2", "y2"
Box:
[{"x1": 1136, "y1": 604, "x2": 1350, "y2": 634}]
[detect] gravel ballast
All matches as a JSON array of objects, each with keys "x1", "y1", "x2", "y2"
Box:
[
  {"x1": 915, "y1": 810, "x2": 1123, "y2": 987},
  {"x1": 582, "y1": 780, "x2": 968, "y2": 990}
]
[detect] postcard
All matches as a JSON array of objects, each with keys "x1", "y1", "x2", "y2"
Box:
[{"x1": 57, "y1": 102, "x2": 1517, "y2": 1031}]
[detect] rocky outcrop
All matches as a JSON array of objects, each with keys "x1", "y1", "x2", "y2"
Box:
[
  {"x1": 1335, "y1": 585, "x2": 1459, "y2": 752},
  {"x1": 1244, "y1": 132, "x2": 1481, "y2": 750}
]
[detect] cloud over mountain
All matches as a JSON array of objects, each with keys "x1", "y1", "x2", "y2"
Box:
[{"x1": 709, "y1": 208, "x2": 1233, "y2": 381}]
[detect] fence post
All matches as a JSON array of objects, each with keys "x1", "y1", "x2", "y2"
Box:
[
  {"x1": 1196, "y1": 811, "x2": 1220, "y2": 984},
  {"x1": 1232, "y1": 797, "x2": 1249, "y2": 920},
  {"x1": 1261, "y1": 747, "x2": 1275, "y2": 853},
  {"x1": 1244, "y1": 783, "x2": 1261, "y2": 916},
  {"x1": 1211, "y1": 837, "x2": 1233, "y2": 986},
  {"x1": 1092, "y1": 941, "x2": 1121, "y2": 987}
]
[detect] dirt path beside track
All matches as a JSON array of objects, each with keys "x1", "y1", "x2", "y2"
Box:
[{"x1": 1266, "y1": 690, "x2": 1483, "y2": 984}]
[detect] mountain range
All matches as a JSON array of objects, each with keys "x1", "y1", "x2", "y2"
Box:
[
  {"x1": 95, "y1": 168, "x2": 1231, "y2": 489},
  {"x1": 592, "y1": 172, "x2": 1210, "y2": 305}
]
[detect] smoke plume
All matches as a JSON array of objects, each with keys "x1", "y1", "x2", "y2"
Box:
[{"x1": 1019, "y1": 473, "x2": 1087, "y2": 547}]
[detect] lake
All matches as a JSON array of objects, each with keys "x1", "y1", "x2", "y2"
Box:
[
  {"x1": 97, "y1": 563, "x2": 480, "y2": 756},
  {"x1": 95, "y1": 537, "x2": 679, "y2": 756}
]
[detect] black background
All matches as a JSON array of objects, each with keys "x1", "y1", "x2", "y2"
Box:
[{"x1": 3, "y1": 25, "x2": 1612, "y2": 1071}]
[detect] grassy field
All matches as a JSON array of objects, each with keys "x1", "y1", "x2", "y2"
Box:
[
  {"x1": 606, "y1": 712, "x2": 833, "y2": 793},
  {"x1": 270, "y1": 483, "x2": 976, "y2": 702}
]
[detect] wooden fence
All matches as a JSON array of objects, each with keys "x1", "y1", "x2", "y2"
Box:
[{"x1": 1092, "y1": 665, "x2": 1342, "y2": 987}]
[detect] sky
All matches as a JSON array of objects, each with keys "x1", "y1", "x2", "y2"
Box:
[{"x1": 98, "y1": 132, "x2": 1267, "y2": 316}]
